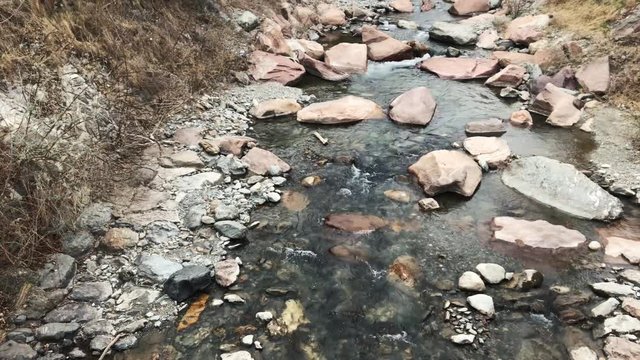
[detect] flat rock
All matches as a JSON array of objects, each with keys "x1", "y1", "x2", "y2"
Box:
[
  {"x1": 569, "y1": 347, "x2": 597, "y2": 360},
  {"x1": 325, "y1": 213, "x2": 387, "y2": 234},
  {"x1": 297, "y1": 96, "x2": 385, "y2": 124},
  {"x1": 35, "y1": 322, "x2": 80, "y2": 341},
  {"x1": 576, "y1": 56, "x2": 609, "y2": 94},
  {"x1": 297, "y1": 52, "x2": 350, "y2": 81},
  {"x1": 159, "y1": 150, "x2": 204, "y2": 168},
  {"x1": 69, "y1": 281, "x2": 113, "y2": 302},
  {"x1": 590, "y1": 298, "x2": 620, "y2": 317},
  {"x1": 145, "y1": 221, "x2": 180, "y2": 244},
  {"x1": 324, "y1": 43, "x2": 368, "y2": 74},
  {"x1": 213, "y1": 221, "x2": 248, "y2": 240},
  {"x1": 249, "y1": 51, "x2": 305, "y2": 85},
  {"x1": 604, "y1": 314, "x2": 640, "y2": 334},
  {"x1": 418, "y1": 198, "x2": 440, "y2": 211},
  {"x1": 458, "y1": 271, "x2": 485, "y2": 292},
  {"x1": 491, "y1": 51, "x2": 536, "y2": 66},
  {"x1": 605, "y1": 236, "x2": 640, "y2": 264},
  {"x1": 501, "y1": 156, "x2": 623, "y2": 220},
  {"x1": 250, "y1": 99, "x2": 301, "y2": 119},
  {"x1": 287, "y1": 39, "x2": 324, "y2": 60},
  {"x1": 463, "y1": 137, "x2": 511, "y2": 169},
  {"x1": 491, "y1": 217, "x2": 586, "y2": 249},
  {"x1": 420, "y1": 57, "x2": 499, "y2": 80},
  {"x1": 620, "y1": 269, "x2": 640, "y2": 285},
  {"x1": 388, "y1": 87, "x2": 437, "y2": 126},
  {"x1": 163, "y1": 265, "x2": 212, "y2": 302},
  {"x1": 429, "y1": 22, "x2": 478, "y2": 46},
  {"x1": 242, "y1": 147, "x2": 291, "y2": 175},
  {"x1": 62, "y1": 231, "x2": 95, "y2": 257},
  {"x1": 115, "y1": 287, "x2": 161, "y2": 312},
  {"x1": 408, "y1": 150, "x2": 482, "y2": 197},
  {"x1": 504, "y1": 15, "x2": 550, "y2": 44},
  {"x1": 590, "y1": 282, "x2": 635, "y2": 297},
  {"x1": 0, "y1": 341, "x2": 37, "y2": 360},
  {"x1": 464, "y1": 118, "x2": 507, "y2": 137},
  {"x1": 622, "y1": 297, "x2": 640, "y2": 318},
  {"x1": 475, "y1": 263, "x2": 505, "y2": 284},
  {"x1": 214, "y1": 259, "x2": 240, "y2": 287},
  {"x1": 485, "y1": 64, "x2": 526, "y2": 88},
  {"x1": 221, "y1": 350, "x2": 254, "y2": 360},
  {"x1": 530, "y1": 83, "x2": 581, "y2": 127},
  {"x1": 44, "y1": 302, "x2": 101, "y2": 323},
  {"x1": 102, "y1": 227, "x2": 139, "y2": 250},
  {"x1": 604, "y1": 337, "x2": 640, "y2": 359},
  {"x1": 137, "y1": 254, "x2": 183, "y2": 283},
  {"x1": 467, "y1": 294, "x2": 495, "y2": 317},
  {"x1": 361, "y1": 25, "x2": 413, "y2": 62},
  {"x1": 40, "y1": 253, "x2": 76, "y2": 290},
  {"x1": 449, "y1": 0, "x2": 490, "y2": 15}
]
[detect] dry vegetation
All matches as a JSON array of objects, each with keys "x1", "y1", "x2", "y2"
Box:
[{"x1": 545, "y1": 0, "x2": 640, "y2": 110}]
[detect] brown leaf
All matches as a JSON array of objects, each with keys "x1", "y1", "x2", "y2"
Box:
[{"x1": 177, "y1": 293, "x2": 209, "y2": 331}]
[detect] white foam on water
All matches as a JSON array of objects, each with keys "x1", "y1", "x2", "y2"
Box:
[
  {"x1": 378, "y1": 331, "x2": 415, "y2": 345},
  {"x1": 364, "y1": 260, "x2": 387, "y2": 280},
  {"x1": 284, "y1": 247, "x2": 318, "y2": 260},
  {"x1": 364, "y1": 53, "x2": 431, "y2": 78},
  {"x1": 530, "y1": 313, "x2": 553, "y2": 327},
  {"x1": 348, "y1": 164, "x2": 374, "y2": 194}
]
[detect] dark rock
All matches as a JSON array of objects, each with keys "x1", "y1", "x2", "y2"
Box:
[
  {"x1": 553, "y1": 292, "x2": 591, "y2": 310},
  {"x1": 213, "y1": 221, "x2": 248, "y2": 240},
  {"x1": 0, "y1": 341, "x2": 37, "y2": 360},
  {"x1": 505, "y1": 269, "x2": 543, "y2": 290},
  {"x1": 558, "y1": 308, "x2": 587, "y2": 324},
  {"x1": 163, "y1": 266, "x2": 212, "y2": 302},
  {"x1": 17, "y1": 288, "x2": 67, "y2": 320},
  {"x1": 113, "y1": 334, "x2": 138, "y2": 351},
  {"x1": 76, "y1": 203, "x2": 112, "y2": 235},
  {"x1": 446, "y1": 47, "x2": 460, "y2": 57},
  {"x1": 61, "y1": 231, "x2": 95, "y2": 258},
  {"x1": 40, "y1": 253, "x2": 76, "y2": 290},
  {"x1": 69, "y1": 281, "x2": 113, "y2": 302},
  {"x1": 44, "y1": 302, "x2": 101, "y2": 323},
  {"x1": 6, "y1": 328, "x2": 34, "y2": 343}
]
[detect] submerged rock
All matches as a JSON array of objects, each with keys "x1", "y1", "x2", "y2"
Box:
[
  {"x1": 388, "y1": 87, "x2": 437, "y2": 126},
  {"x1": 242, "y1": 147, "x2": 291, "y2": 175},
  {"x1": 267, "y1": 299, "x2": 309, "y2": 336},
  {"x1": 325, "y1": 213, "x2": 387, "y2": 233},
  {"x1": 324, "y1": 43, "x2": 368, "y2": 74},
  {"x1": 384, "y1": 190, "x2": 411, "y2": 203},
  {"x1": 420, "y1": 57, "x2": 499, "y2": 80},
  {"x1": 408, "y1": 150, "x2": 482, "y2": 197},
  {"x1": 501, "y1": 156, "x2": 623, "y2": 220},
  {"x1": 387, "y1": 255, "x2": 421, "y2": 288},
  {"x1": 491, "y1": 217, "x2": 586, "y2": 249},
  {"x1": 297, "y1": 96, "x2": 385, "y2": 124}
]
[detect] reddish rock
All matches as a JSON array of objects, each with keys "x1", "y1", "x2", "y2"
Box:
[
  {"x1": 250, "y1": 99, "x2": 302, "y2": 119},
  {"x1": 325, "y1": 213, "x2": 387, "y2": 233},
  {"x1": 484, "y1": 64, "x2": 526, "y2": 88},
  {"x1": 387, "y1": 256, "x2": 421, "y2": 288},
  {"x1": 504, "y1": 15, "x2": 550, "y2": 42},
  {"x1": 408, "y1": 40, "x2": 430, "y2": 57},
  {"x1": 492, "y1": 51, "x2": 536, "y2": 66},
  {"x1": 390, "y1": 0, "x2": 414, "y2": 13},
  {"x1": 449, "y1": 0, "x2": 490, "y2": 16},
  {"x1": 509, "y1": 27, "x2": 543, "y2": 45},
  {"x1": 465, "y1": 118, "x2": 507, "y2": 137},
  {"x1": 421, "y1": 0, "x2": 435, "y2": 11},
  {"x1": 286, "y1": 39, "x2": 324, "y2": 60},
  {"x1": 325, "y1": 43, "x2": 368, "y2": 74},
  {"x1": 297, "y1": 96, "x2": 385, "y2": 124},
  {"x1": 408, "y1": 150, "x2": 482, "y2": 197},
  {"x1": 256, "y1": 19, "x2": 291, "y2": 56},
  {"x1": 463, "y1": 137, "x2": 511, "y2": 168},
  {"x1": 297, "y1": 51, "x2": 350, "y2": 81},
  {"x1": 200, "y1": 136, "x2": 256, "y2": 156},
  {"x1": 605, "y1": 236, "x2": 640, "y2": 264},
  {"x1": 533, "y1": 66, "x2": 578, "y2": 94},
  {"x1": 604, "y1": 337, "x2": 640, "y2": 360},
  {"x1": 477, "y1": 29, "x2": 499, "y2": 49},
  {"x1": 361, "y1": 25, "x2": 413, "y2": 61},
  {"x1": 510, "y1": 110, "x2": 533, "y2": 127},
  {"x1": 249, "y1": 51, "x2": 305, "y2": 85},
  {"x1": 420, "y1": 57, "x2": 499, "y2": 80},
  {"x1": 533, "y1": 46, "x2": 568, "y2": 71},
  {"x1": 241, "y1": 147, "x2": 291, "y2": 175},
  {"x1": 576, "y1": 56, "x2": 609, "y2": 94},
  {"x1": 293, "y1": 6, "x2": 318, "y2": 27},
  {"x1": 317, "y1": 3, "x2": 347, "y2": 26},
  {"x1": 388, "y1": 87, "x2": 437, "y2": 126},
  {"x1": 562, "y1": 41, "x2": 583, "y2": 59},
  {"x1": 329, "y1": 245, "x2": 368, "y2": 262},
  {"x1": 530, "y1": 83, "x2": 581, "y2": 127},
  {"x1": 491, "y1": 217, "x2": 586, "y2": 249}
]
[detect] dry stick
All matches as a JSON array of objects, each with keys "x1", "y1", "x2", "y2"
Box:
[
  {"x1": 98, "y1": 333, "x2": 125, "y2": 360},
  {"x1": 313, "y1": 131, "x2": 328, "y2": 145}
]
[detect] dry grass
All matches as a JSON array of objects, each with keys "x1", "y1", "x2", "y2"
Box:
[{"x1": 546, "y1": 0, "x2": 631, "y2": 35}]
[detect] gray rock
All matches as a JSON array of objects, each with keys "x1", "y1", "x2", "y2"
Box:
[
  {"x1": 62, "y1": 231, "x2": 95, "y2": 257},
  {"x1": 145, "y1": 221, "x2": 180, "y2": 244},
  {"x1": 163, "y1": 266, "x2": 212, "y2": 302},
  {"x1": 464, "y1": 118, "x2": 507, "y2": 137},
  {"x1": 16, "y1": 287, "x2": 66, "y2": 320},
  {"x1": 137, "y1": 254, "x2": 183, "y2": 282},
  {"x1": 458, "y1": 271, "x2": 485, "y2": 292},
  {"x1": 502, "y1": 156, "x2": 623, "y2": 220},
  {"x1": 236, "y1": 11, "x2": 259, "y2": 32},
  {"x1": 80, "y1": 319, "x2": 114, "y2": 338},
  {"x1": 590, "y1": 298, "x2": 619, "y2": 317},
  {"x1": 221, "y1": 350, "x2": 253, "y2": 360},
  {"x1": 40, "y1": 253, "x2": 76, "y2": 290},
  {"x1": 216, "y1": 156, "x2": 248, "y2": 176},
  {"x1": 213, "y1": 221, "x2": 247, "y2": 240},
  {"x1": 113, "y1": 334, "x2": 138, "y2": 351},
  {"x1": 172, "y1": 171, "x2": 223, "y2": 191},
  {"x1": 44, "y1": 302, "x2": 101, "y2": 323},
  {"x1": 214, "y1": 259, "x2": 240, "y2": 287},
  {"x1": 604, "y1": 315, "x2": 640, "y2": 334},
  {"x1": 6, "y1": 328, "x2": 34, "y2": 343},
  {"x1": 590, "y1": 282, "x2": 634, "y2": 297},
  {"x1": 68, "y1": 348, "x2": 86, "y2": 359},
  {"x1": 184, "y1": 206, "x2": 206, "y2": 230},
  {"x1": 117, "y1": 319, "x2": 147, "y2": 334},
  {"x1": 475, "y1": 263, "x2": 506, "y2": 284},
  {"x1": 0, "y1": 341, "x2": 37, "y2": 360},
  {"x1": 214, "y1": 205, "x2": 240, "y2": 220},
  {"x1": 76, "y1": 203, "x2": 112, "y2": 234},
  {"x1": 115, "y1": 287, "x2": 161, "y2": 312},
  {"x1": 90, "y1": 335, "x2": 113, "y2": 351},
  {"x1": 69, "y1": 281, "x2": 113, "y2": 302},
  {"x1": 35, "y1": 322, "x2": 81, "y2": 340},
  {"x1": 418, "y1": 198, "x2": 440, "y2": 211},
  {"x1": 429, "y1": 21, "x2": 477, "y2": 46},
  {"x1": 467, "y1": 294, "x2": 495, "y2": 317}
]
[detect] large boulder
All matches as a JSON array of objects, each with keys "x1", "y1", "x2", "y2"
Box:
[
  {"x1": 361, "y1": 25, "x2": 413, "y2": 61},
  {"x1": 408, "y1": 150, "x2": 482, "y2": 197},
  {"x1": 297, "y1": 51, "x2": 350, "y2": 81},
  {"x1": 530, "y1": 83, "x2": 581, "y2": 127},
  {"x1": 286, "y1": 39, "x2": 324, "y2": 60},
  {"x1": 449, "y1": 0, "x2": 490, "y2": 16},
  {"x1": 504, "y1": 15, "x2": 550, "y2": 44},
  {"x1": 501, "y1": 156, "x2": 623, "y2": 220},
  {"x1": 491, "y1": 217, "x2": 586, "y2": 249},
  {"x1": 390, "y1": 0, "x2": 414, "y2": 12},
  {"x1": 249, "y1": 51, "x2": 305, "y2": 85},
  {"x1": 463, "y1": 137, "x2": 511, "y2": 168},
  {"x1": 388, "y1": 87, "x2": 437, "y2": 126},
  {"x1": 576, "y1": 56, "x2": 609, "y2": 94},
  {"x1": 241, "y1": 147, "x2": 291, "y2": 175},
  {"x1": 324, "y1": 43, "x2": 368, "y2": 74},
  {"x1": 256, "y1": 19, "x2": 291, "y2": 56},
  {"x1": 317, "y1": 3, "x2": 347, "y2": 26},
  {"x1": 297, "y1": 96, "x2": 385, "y2": 124},
  {"x1": 420, "y1": 57, "x2": 499, "y2": 80},
  {"x1": 484, "y1": 64, "x2": 526, "y2": 88},
  {"x1": 429, "y1": 22, "x2": 478, "y2": 46},
  {"x1": 250, "y1": 99, "x2": 301, "y2": 119}
]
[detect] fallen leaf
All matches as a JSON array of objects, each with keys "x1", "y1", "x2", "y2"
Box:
[{"x1": 177, "y1": 293, "x2": 209, "y2": 331}]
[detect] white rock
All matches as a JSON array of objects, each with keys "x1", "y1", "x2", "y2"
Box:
[
  {"x1": 604, "y1": 315, "x2": 640, "y2": 334},
  {"x1": 569, "y1": 346, "x2": 597, "y2": 360},
  {"x1": 221, "y1": 351, "x2": 253, "y2": 360},
  {"x1": 223, "y1": 294, "x2": 245, "y2": 303},
  {"x1": 458, "y1": 271, "x2": 485, "y2": 292},
  {"x1": 241, "y1": 335, "x2": 254, "y2": 346},
  {"x1": 467, "y1": 294, "x2": 495, "y2": 317},
  {"x1": 451, "y1": 334, "x2": 475, "y2": 344},
  {"x1": 254, "y1": 341, "x2": 263, "y2": 350},
  {"x1": 591, "y1": 282, "x2": 635, "y2": 297},
  {"x1": 256, "y1": 311, "x2": 274, "y2": 322},
  {"x1": 266, "y1": 192, "x2": 281, "y2": 202},
  {"x1": 590, "y1": 298, "x2": 620, "y2": 317},
  {"x1": 588, "y1": 241, "x2": 602, "y2": 251},
  {"x1": 211, "y1": 299, "x2": 224, "y2": 306},
  {"x1": 475, "y1": 263, "x2": 506, "y2": 284}
]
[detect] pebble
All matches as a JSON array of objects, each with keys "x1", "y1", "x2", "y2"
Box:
[
  {"x1": 224, "y1": 294, "x2": 245, "y2": 303},
  {"x1": 588, "y1": 241, "x2": 602, "y2": 250}
]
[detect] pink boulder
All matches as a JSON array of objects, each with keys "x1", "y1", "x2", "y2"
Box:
[
  {"x1": 361, "y1": 25, "x2": 413, "y2": 62},
  {"x1": 249, "y1": 51, "x2": 305, "y2": 85},
  {"x1": 241, "y1": 147, "x2": 291, "y2": 175},
  {"x1": 325, "y1": 43, "x2": 369, "y2": 74},
  {"x1": 449, "y1": 0, "x2": 490, "y2": 16},
  {"x1": 389, "y1": 87, "x2": 437, "y2": 126},
  {"x1": 420, "y1": 57, "x2": 499, "y2": 80},
  {"x1": 576, "y1": 56, "x2": 610, "y2": 94},
  {"x1": 408, "y1": 150, "x2": 482, "y2": 197},
  {"x1": 484, "y1": 64, "x2": 527, "y2": 88},
  {"x1": 390, "y1": 0, "x2": 414, "y2": 12}
]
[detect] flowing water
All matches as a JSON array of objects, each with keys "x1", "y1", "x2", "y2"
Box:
[{"x1": 124, "y1": 4, "x2": 635, "y2": 360}]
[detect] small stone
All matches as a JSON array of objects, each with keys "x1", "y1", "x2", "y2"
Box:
[
  {"x1": 301, "y1": 176, "x2": 321, "y2": 187},
  {"x1": 224, "y1": 294, "x2": 245, "y2": 303},
  {"x1": 588, "y1": 241, "x2": 601, "y2": 251},
  {"x1": 256, "y1": 311, "x2": 273, "y2": 322},
  {"x1": 163, "y1": 265, "x2": 212, "y2": 302},
  {"x1": 90, "y1": 335, "x2": 113, "y2": 351},
  {"x1": 451, "y1": 334, "x2": 475, "y2": 345},
  {"x1": 458, "y1": 271, "x2": 485, "y2": 292},
  {"x1": 467, "y1": 294, "x2": 495, "y2": 317},
  {"x1": 384, "y1": 190, "x2": 411, "y2": 203},
  {"x1": 475, "y1": 263, "x2": 506, "y2": 284},
  {"x1": 214, "y1": 221, "x2": 248, "y2": 240},
  {"x1": 590, "y1": 298, "x2": 620, "y2": 317},
  {"x1": 266, "y1": 192, "x2": 281, "y2": 203},
  {"x1": 69, "y1": 281, "x2": 113, "y2": 302},
  {"x1": 418, "y1": 198, "x2": 440, "y2": 211},
  {"x1": 241, "y1": 335, "x2": 254, "y2": 346},
  {"x1": 215, "y1": 259, "x2": 240, "y2": 287}
]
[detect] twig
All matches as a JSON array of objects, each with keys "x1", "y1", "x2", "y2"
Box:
[
  {"x1": 312, "y1": 131, "x2": 328, "y2": 145},
  {"x1": 98, "y1": 333, "x2": 124, "y2": 360}
]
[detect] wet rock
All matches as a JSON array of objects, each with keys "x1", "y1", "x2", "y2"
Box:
[
  {"x1": 559, "y1": 308, "x2": 586, "y2": 325},
  {"x1": 387, "y1": 255, "x2": 421, "y2": 288},
  {"x1": 458, "y1": 271, "x2": 485, "y2": 292},
  {"x1": 449, "y1": 0, "x2": 489, "y2": 15},
  {"x1": 491, "y1": 217, "x2": 586, "y2": 249},
  {"x1": 77, "y1": 203, "x2": 112, "y2": 235},
  {"x1": 509, "y1": 110, "x2": 533, "y2": 127},
  {"x1": 451, "y1": 334, "x2": 475, "y2": 345},
  {"x1": 297, "y1": 96, "x2": 385, "y2": 124},
  {"x1": 505, "y1": 269, "x2": 544, "y2": 290},
  {"x1": 604, "y1": 236, "x2": 640, "y2": 264},
  {"x1": 69, "y1": 281, "x2": 113, "y2": 302},
  {"x1": 501, "y1": 156, "x2": 623, "y2": 220},
  {"x1": 214, "y1": 259, "x2": 240, "y2": 287},
  {"x1": 467, "y1": 294, "x2": 495, "y2": 317},
  {"x1": 569, "y1": 346, "x2": 597, "y2": 360},
  {"x1": 398, "y1": 20, "x2": 418, "y2": 29},
  {"x1": 408, "y1": 150, "x2": 482, "y2": 197},
  {"x1": 250, "y1": 99, "x2": 301, "y2": 119},
  {"x1": 361, "y1": 25, "x2": 413, "y2": 62},
  {"x1": 0, "y1": 341, "x2": 37, "y2": 360},
  {"x1": 590, "y1": 298, "x2": 620, "y2": 317},
  {"x1": 464, "y1": 118, "x2": 507, "y2": 137},
  {"x1": 576, "y1": 56, "x2": 609, "y2": 94},
  {"x1": 236, "y1": 11, "x2": 259, "y2": 32},
  {"x1": 242, "y1": 147, "x2": 290, "y2": 176},
  {"x1": 590, "y1": 282, "x2": 635, "y2": 297},
  {"x1": 137, "y1": 254, "x2": 183, "y2": 282},
  {"x1": 90, "y1": 335, "x2": 113, "y2": 351},
  {"x1": 35, "y1": 323, "x2": 80, "y2": 341},
  {"x1": 159, "y1": 150, "x2": 204, "y2": 168},
  {"x1": 116, "y1": 287, "x2": 160, "y2": 311},
  {"x1": 604, "y1": 336, "x2": 640, "y2": 359},
  {"x1": 221, "y1": 351, "x2": 254, "y2": 360},
  {"x1": 267, "y1": 299, "x2": 309, "y2": 336},
  {"x1": 249, "y1": 51, "x2": 305, "y2": 85},
  {"x1": 113, "y1": 334, "x2": 138, "y2": 351},
  {"x1": 62, "y1": 231, "x2": 95, "y2": 257},
  {"x1": 418, "y1": 198, "x2": 440, "y2": 211},
  {"x1": 287, "y1": 39, "x2": 324, "y2": 60},
  {"x1": 429, "y1": 22, "x2": 477, "y2": 46},
  {"x1": 102, "y1": 227, "x2": 139, "y2": 251},
  {"x1": 620, "y1": 269, "x2": 640, "y2": 285},
  {"x1": 200, "y1": 136, "x2": 256, "y2": 156},
  {"x1": 145, "y1": 221, "x2": 180, "y2": 244},
  {"x1": 40, "y1": 253, "x2": 76, "y2": 290},
  {"x1": 329, "y1": 245, "x2": 368, "y2": 262},
  {"x1": 325, "y1": 213, "x2": 387, "y2": 233},
  {"x1": 301, "y1": 176, "x2": 322, "y2": 187},
  {"x1": 44, "y1": 302, "x2": 101, "y2": 323},
  {"x1": 164, "y1": 266, "x2": 212, "y2": 302},
  {"x1": 485, "y1": 64, "x2": 526, "y2": 88},
  {"x1": 420, "y1": 57, "x2": 499, "y2": 80},
  {"x1": 463, "y1": 137, "x2": 511, "y2": 169},
  {"x1": 388, "y1": 87, "x2": 437, "y2": 126},
  {"x1": 297, "y1": 52, "x2": 350, "y2": 82},
  {"x1": 604, "y1": 315, "x2": 640, "y2": 334},
  {"x1": 504, "y1": 15, "x2": 550, "y2": 45},
  {"x1": 317, "y1": 3, "x2": 346, "y2": 26},
  {"x1": 530, "y1": 83, "x2": 581, "y2": 127},
  {"x1": 384, "y1": 190, "x2": 411, "y2": 203},
  {"x1": 324, "y1": 43, "x2": 368, "y2": 74},
  {"x1": 475, "y1": 263, "x2": 505, "y2": 284},
  {"x1": 390, "y1": 0, "x2": 414, "y2": 12},
  {"x1": 213, "y1": 221, "x2": 248, "y2": 240}
]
